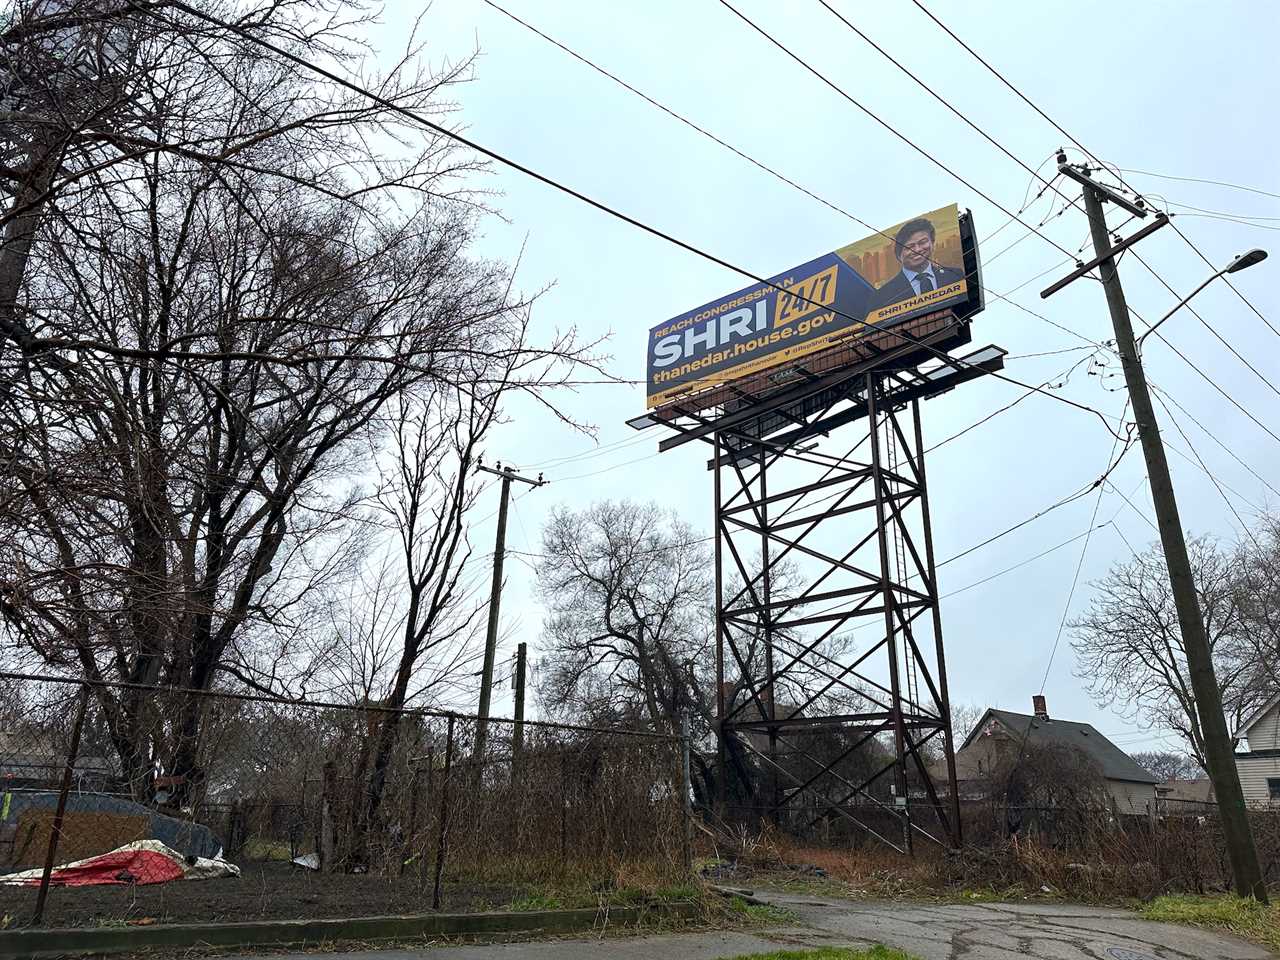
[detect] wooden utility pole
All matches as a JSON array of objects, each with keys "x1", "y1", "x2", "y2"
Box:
[
  {"x1": 513, "y1": 641, "x2": 527, "y2": 759},
  {"x1": 1045, "y1": 161, "x2": 1266, "y2": 902},
  {"x1": 474, "y1": 462, "x2": 543, "y2": 763}
]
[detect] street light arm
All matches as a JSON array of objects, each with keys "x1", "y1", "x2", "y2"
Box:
[
  {"x1": 1135, "y1": 269, "x2": 1226, "y2": 353},
  {"x1": 1135, "y1": 248, "x2": 1267, "y2": 355}
]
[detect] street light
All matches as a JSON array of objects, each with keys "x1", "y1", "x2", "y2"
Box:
[{"x1": 1137, "y1": 248, "x2": 1268, "y2": 351}]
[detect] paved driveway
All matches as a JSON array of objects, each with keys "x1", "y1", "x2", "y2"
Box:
[
  {"x1": 243, "y1": 892, "x2": 1274, "y2": 960},
  {"x1": 764, "y1": 890, "x2": 1273, "y2": 959}
]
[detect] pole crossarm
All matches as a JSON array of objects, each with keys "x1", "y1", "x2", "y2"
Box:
[{"x1": 1040, "y1": 211, "x2": 1169, "y2": 299}]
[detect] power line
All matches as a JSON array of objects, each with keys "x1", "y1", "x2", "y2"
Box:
[
  {"x1": 478, "y1": 0, "x2": 883, "y2": 237},
  {"x1": 1165, "y1": 212, "x2": 1280, "y2": 233},
  {"x1": 1102, "y1": 477, "x2": 1158, "y2": 534},
  {"x1": 939, "y1": 436, "x2": 1134, "y2": 570},
  {"x1": 1107, "y1": 507, "x2": 1141, "y2": 559},
  {"x1": 925, "y1": 352, "x2": 1097, "y2": 454},
  {"x1": 813, "y1": 0, "x2": 1086, "y2": 218},
  {"x1": 1039, "y1": 476, "x2": 1100, "y2": 701},
  {"x1": 1158, "y1": 199, "x2": 1280, "y2": 223},
  {"x1": 1005, "y1": 345, "x2": 1098, "y2": 361},
  {"x1": 716, "y1": 0, "x2": 1078, "y2": 261},
  {"x1": 1149, "y1": 382, "x2": 1280, "y2": 502},
  {"x1": 507, "y1": 438, "x2": 1132, "y2": 576},
  {"x1": 1127, "y1": 247, "x2": 1280, "y2": 405},
  {"x1": 148, "y1": 0, "x2": 1124, "y2": 441},
  {"x1": 479, "y1": 0, "x2": 1102, "y2": 370},
  {"x1": 1117, "y1": 167, "x2": 1280, "y2": 202},
  {"x1": 939, "y1": 524, "x2": 1105, "y2": 601},
  {"x1": 513, "y1": 343, "x2": 1108, "y2": 496},
  {"x1": 905, "y1": 0, "x2": 1102, "y2": 177},
  {"x1": 1131, "y1": 301, "x2": 1280, "y2": 449},
  {"x1": 904, "y1": 1, "x2": 1280, "y2": 352},
  {"x1": 806, "y1": 465, "x2": 1147, "y2": 633},
  {"x1": 1152, "y1": 389, "x2": 1261, "y2": 551},
  {"x1": 1168, "y1": 218, "x2": 1280, "y2": 342}
]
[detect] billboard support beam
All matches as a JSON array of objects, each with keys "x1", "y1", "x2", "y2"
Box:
[
  {"x1": 689, "y1": 345, "x2": 1001, "y2": 853},
  {"x1": 639, "y1": 205, "x2": 995, "y2": 856}
]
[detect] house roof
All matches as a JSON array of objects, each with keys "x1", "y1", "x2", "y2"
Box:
[
  {"x1": 1235, "y1": 692, "x2": 1280, "y2": 741},
  {"x1": 960, "y1": 708, "x2": 1160, "y2": 784}
]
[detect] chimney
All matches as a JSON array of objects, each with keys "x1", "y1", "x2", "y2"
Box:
[{"x1": 1032, "y1": 695, "x2": 1049, "y2": 720}]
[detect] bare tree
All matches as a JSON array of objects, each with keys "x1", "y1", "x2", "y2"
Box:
[
  {"x1": 1070, "y1": 536, "x2": 1262, "y2": 770},
  {"x1": 0, "y1": 1, "x2": 603, "y2": 806},
  {"x1": 339, "y1": 371, "x2": 537, "y2": 866},
  {"x1": 537, "y1": 501, "x2": 714, "y2": 732},
  {"x1": 1232, "y1": 513, "x2": 1280, "y2": 701},
  {"x1": 535, "y1": 499, "x2": 872, "y2": 811},
  {"x1": 950, "y1": 702, "x2": 986, "y2": 743},
  {"x1": 1130, "y1": 750, "x2": 1204, "y2": 782}
]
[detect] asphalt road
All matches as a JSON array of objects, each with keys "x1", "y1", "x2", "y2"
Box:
[{"x1": 240, "y1": 891, "x2": 1275, "y2": 960}]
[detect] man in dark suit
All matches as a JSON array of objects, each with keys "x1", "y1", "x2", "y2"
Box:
[{"x1": 869, "y1": 217, "x2": 965, "y2": 312}]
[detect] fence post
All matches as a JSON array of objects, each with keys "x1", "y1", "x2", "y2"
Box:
[
  {"x1": 228, "y1": 799, "x2": 246, "y2": 860},
  {"x1": 32, "y1": 683, "x2": 90, "y2": 926},
  {"x1": 402, "y1": 767, "x2": 421, "y2": 877},
  {"x1": 559, "y1": 750, "x2": 568, "y2": 867},
  {"x1": 431, "y1": 714, "x2": 455, "y2": 910},
  {"x1": 320, "y1": 760, "x2": 337, "y2": 873},
  {"x1": 679, "y1": 718, "x2": 693, "y2": 877}
]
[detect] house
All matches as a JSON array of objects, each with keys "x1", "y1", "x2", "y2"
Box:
[
  {"x1": 1233, "y1": 693, "x2": 1280, "y2": 806},
  {"x1": 1156, "y1": 777, "x2": 1215, "y2": 814},
  {"x1": 950, "y1": 696, "x2": 1159, "y2": 814},
  {"x1": 0, "y1": 729, "x2": 117, "y2": 793}
]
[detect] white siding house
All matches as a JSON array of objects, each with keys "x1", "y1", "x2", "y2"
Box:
[{"x1": 1235, "y1": 695, "x2": 1280, "y2": 806}]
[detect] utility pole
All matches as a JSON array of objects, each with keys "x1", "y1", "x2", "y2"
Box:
[
  {"x1": 1045, "y1": 160, "x2": 1266, "y2": 902},
  {"x1": 474, "y1": 461, "x2": 544, "y2": 764},
  {"x1": 513, "y1": 641, "x2": 527, "y2": 760}
]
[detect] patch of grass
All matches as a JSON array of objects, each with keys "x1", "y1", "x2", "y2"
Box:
[
  {"x1": 504, "y1": 880, "x2": 709, "y2": 914},
  {"x1": 724, "y1": 895, "x2": 797, "y2": 926},
  {"x1": 722, "y1": 947, "x2": 918, "y2": 960},
  {"x1": 1141, "y1": 893, "x2": 1280, "y2": 951},
  {"x1": 239, "y1": 839, "x2": 293, "y2": 861},
  {"x1": 653, "y1": 882, "x2": 701, "y2": 900}
]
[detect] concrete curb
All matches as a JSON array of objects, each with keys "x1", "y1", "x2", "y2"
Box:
[{"x1": 0, "y1": 901, "x2": 702, "y2": 958}]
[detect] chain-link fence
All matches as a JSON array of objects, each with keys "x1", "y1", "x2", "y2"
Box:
[{"x1": 0, "y1": 673, "x2": 689, "y2": 928}]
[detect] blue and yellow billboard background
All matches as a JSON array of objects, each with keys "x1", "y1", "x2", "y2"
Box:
[{"x1": 646, "y1": 203, "x2": 970, "y2": 407}]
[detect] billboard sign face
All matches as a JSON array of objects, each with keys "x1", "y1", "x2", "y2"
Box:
[{"x1": 646, "y1": 203, "x2": 972, "y2": 407}]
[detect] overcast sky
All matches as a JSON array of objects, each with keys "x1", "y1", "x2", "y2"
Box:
[{"x1": 366, "y1": 1, "x2": 1280, "y2": 752}]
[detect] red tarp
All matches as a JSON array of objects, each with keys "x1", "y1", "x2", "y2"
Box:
[
  {"x1": 35, "y1": 846, "x2": 186, "y2": 886},
  {"x1": 2, "y1": 840, "x2": 239, "y2": 886}
]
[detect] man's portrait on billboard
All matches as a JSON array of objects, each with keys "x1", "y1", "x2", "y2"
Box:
[{"x1": 869, "y1": 216, "x2": 966, "y2": 312}]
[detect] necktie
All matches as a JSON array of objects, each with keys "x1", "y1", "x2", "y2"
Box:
[{"x1": 917, "y1": 273, "x2": 934, "y2": 294}]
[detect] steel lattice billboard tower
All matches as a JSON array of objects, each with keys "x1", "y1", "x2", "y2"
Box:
[{"x1": 630, "y1": 206, "x2": 1002, "y2": 852}]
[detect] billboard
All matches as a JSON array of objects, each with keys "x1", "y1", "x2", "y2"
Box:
[{"x1": 646, "y1": 203, "x2": 975, "y2": 408}]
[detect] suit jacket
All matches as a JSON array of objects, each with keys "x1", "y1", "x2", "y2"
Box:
[{"x1": 870, "y1": 263, "x2": 966, "y2": 313}]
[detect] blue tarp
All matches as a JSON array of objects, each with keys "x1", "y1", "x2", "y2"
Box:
[{"x1": 0, "y1": 791, "x2": 223, "y2": 870}]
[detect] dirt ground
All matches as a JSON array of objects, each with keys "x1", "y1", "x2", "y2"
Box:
[{"x1": 0, "y1": 860, "x2": 521, "y2": 928}]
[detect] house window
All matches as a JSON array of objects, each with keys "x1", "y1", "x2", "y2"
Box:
[{"x1": 1268, "y1": 778, "x2": 1280, "y2": 801}]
